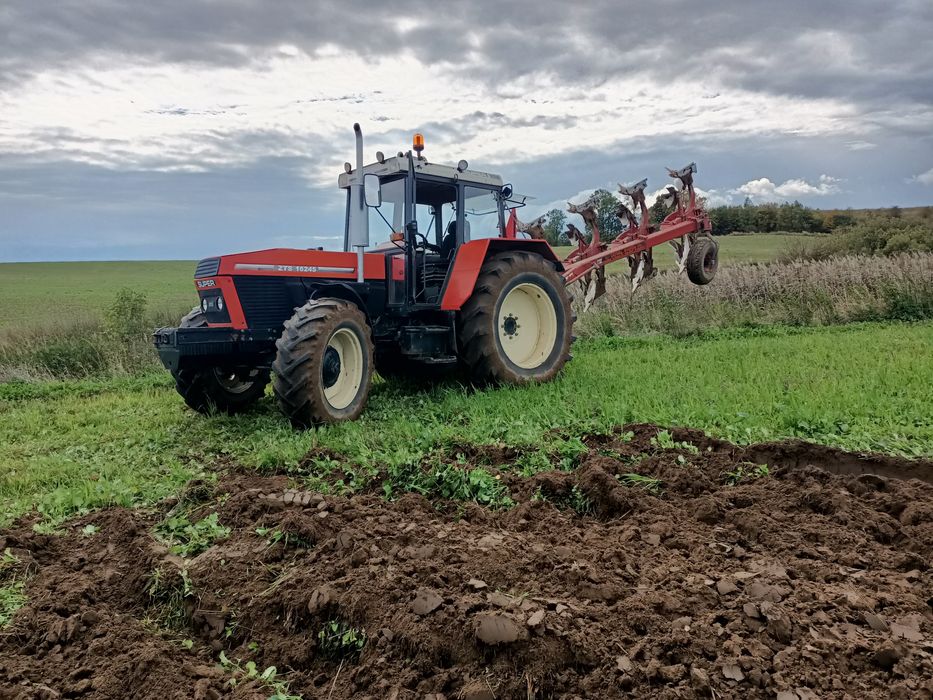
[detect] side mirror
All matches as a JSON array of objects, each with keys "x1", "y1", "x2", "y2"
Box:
[
  {"x1": 363, "y1": 173, "x2": 381, "y2": 207},
  {"x1": 500, "y1": 184, "x2": 513, "y2": 200}
]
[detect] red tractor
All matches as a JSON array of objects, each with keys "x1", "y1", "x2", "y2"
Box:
[{"x1": 154, "y1": 125, "x2": 715, "y2": 427}]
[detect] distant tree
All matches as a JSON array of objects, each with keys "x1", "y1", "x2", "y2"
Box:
[
  {"x1": 541, "y1": 209, "x2": 566, "y2": 246},
  {"x1": 710, "y1": 200, "x2": 824, "y2": 234},
  {"x1": 649, "y1": 196, "x2": 674, "y2": 226},
  {"x1": 709, "y1": 206, "x2": 743, "y2": 235},
  {"x1": 755, "y1": 205, "x2": 779, "y2": 232},
  {"x1": 587, "y1": 189, "x2": 625, "y2": 242}
]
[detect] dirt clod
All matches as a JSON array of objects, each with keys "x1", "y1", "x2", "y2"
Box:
[
  {"x1": 412, "y1": 589, "x2": 443, "y2": 616},
  {"x1": 474, "y1": 613, "x2": 527, "y2": 645}
]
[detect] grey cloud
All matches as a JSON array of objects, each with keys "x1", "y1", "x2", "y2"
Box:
[{"x1": 2, "y1": 1, "x2": 931, "y2": 110}]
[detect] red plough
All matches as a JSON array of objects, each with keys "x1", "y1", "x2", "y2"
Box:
[{"x1": 517, "y1": 164, "x2": 719, "y2": 309}]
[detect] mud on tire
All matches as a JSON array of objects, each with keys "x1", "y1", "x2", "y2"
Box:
[
  {"x1": 171, "y1": 308, "x2": 270, "y2": 414},
  {"x1": 273, "y1": 298, "x2": 374, "y2": 428},
  {"x1": 458, "y1": 251, "x2": 574, "y2": 385},
  {"x1": 685, "y1": 236, "x2": 719, "y2": 285}
]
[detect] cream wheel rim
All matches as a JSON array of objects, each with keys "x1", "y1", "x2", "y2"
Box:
[
  {"x1": 322, "y1": 328, "x2": 364, "y2": 410},
  {"x1": 497, "y1": 283, "x2": 558, "y2": 369}
]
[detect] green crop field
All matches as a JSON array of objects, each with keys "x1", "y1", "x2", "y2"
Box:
[
  {"x1": 2, "y1": 322, "x2": 931, "y2": 528},
  {"x1": 0, "y1": 234, "x2": 806, "y2": 331},
  {"x1": 0, "y1": 260, "x2": 196, "y2": 331}
]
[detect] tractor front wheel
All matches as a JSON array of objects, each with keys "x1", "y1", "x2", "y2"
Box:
[
  {"x1": 171, "y1": 308, "x2": 270, "y2": 414},
  {"x1": 459, "y1": 251, "x2": 573, "y2": 385},
  {"x1": 685, "y1": 236, "x2": 719, "y2": 285},
  {"x1": 273, "y1": 299, "x2": 374, "y2": 428}
]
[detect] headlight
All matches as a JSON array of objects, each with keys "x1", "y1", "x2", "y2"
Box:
[
  {"x1": 201, "y1": 299, "x2": 209, "y2": 312},
  {"x1": 216, "y1": 297, "x2": 224, "y2": 311}
]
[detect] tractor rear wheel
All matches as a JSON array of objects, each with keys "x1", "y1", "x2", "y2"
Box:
[
  {"x1": 273, "y1": 299, "x2": 374, "y2": 428},
  {"x1": 685, "y1": 236, "x2": 719, "y2": 285},
  {"x1": 171, "y1": 308, "x2": 270, "y2": 414},
  {"x1": 459, "y1": 251, "x2": 573, "y2": 385}
]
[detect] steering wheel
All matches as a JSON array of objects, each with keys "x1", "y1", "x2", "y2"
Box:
[{"x1": 415, "y1": 232, "x2": 441, "y2": 254}]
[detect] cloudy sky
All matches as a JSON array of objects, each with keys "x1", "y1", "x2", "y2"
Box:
[{"x1": 2, "y1": 1, "x2": 932, "y2": 262}]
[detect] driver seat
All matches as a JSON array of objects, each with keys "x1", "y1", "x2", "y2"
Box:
[{"x1": 441, "y1": 220, "x2": 469, "y2": 258}]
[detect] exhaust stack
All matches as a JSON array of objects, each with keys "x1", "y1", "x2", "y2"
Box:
[{"x1": 348, "y1": 123, "x2": 369, "y2": 283}]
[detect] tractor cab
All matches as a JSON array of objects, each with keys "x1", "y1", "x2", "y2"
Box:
[{"x1": 337, "y1": 138, "x2": 510, "y2": 308}]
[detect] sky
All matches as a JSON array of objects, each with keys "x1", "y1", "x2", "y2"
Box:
[{"x1": 1, "y1": 0, "x2": 932, "y2": 262}]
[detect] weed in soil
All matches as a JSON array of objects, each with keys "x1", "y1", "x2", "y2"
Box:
[
  {"x1": 617, "y1": 472, "x2": 664, "y2": 494},
  {"x1": 219, "y1": 650, "x2": 303, "y2": 699},
  {"x1": 0, "y1": 548, "x2": 28, "y2": 627},
  {"x1": 144, "y1": 563, "x2": 195, "y2": 631},
  {"x1": 255, "y1": 526, "x2": 313, "y2": 550},
  {"x1": 723, "y1": 462, "x2": 771, "y2": 485},
  {"x1": 316, "y1": 620, "x2": 367, "y2": 661},
  {"x1": 383, "y1": 461, "x2": 513, "y2": 508},
  {"x1": 154, "y1": 511, "x2": 230, "y2": 557},
  {"x1": 651, "y1": 429, "x2": 700, "y2": 454}
]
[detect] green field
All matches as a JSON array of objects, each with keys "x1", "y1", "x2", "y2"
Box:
[
  {"x1": 0, "y1": 234, "x2": 806, "y2": 331},
  {"x1": 2, "y1": 322, "x2": 931, "y2": 527},
  {"x1": 0, "y1": 260, "x2": 196, "y2": 330}
]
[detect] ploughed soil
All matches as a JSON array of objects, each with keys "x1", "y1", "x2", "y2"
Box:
[{"x1": 1, "y1": 425, "x2": 932, "y2": 700}]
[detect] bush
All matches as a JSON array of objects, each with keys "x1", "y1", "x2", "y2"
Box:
[
  {"x1": 105, "y1": 288, "x2": 149, "y2": 341},
  {"x1": 794, "y1": 219, "x2": 933, "y2": 261}
]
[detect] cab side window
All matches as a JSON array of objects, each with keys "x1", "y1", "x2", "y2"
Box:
[
  {"x1": 366, "y1": 176, "x2": 406, "y2": 250},
  {"x1": 462, "y1": 186, "x2": 501, "y2": 240}
]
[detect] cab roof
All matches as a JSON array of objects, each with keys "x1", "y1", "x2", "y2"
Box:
[{"x1": 337, "y1": 155, "x2": 503, "y2": 189}]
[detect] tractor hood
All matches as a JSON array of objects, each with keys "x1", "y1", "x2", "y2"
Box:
[{"x1": 193, "y1": 248, "x2": 386, "y2": 281}]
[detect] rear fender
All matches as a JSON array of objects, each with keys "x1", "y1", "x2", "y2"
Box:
[{"x1": 439, "y1": 238, "x2": 562, "y2": 311}]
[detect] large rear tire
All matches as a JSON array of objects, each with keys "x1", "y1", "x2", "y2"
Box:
[
  {"x1": 459, "y1": 251, "x2": 573, "y2": 385},
  {"x1": 273, "y1": 299, "x2": 374, "y2": 428},
  {"x1": 685, "y1": 236, "x2": 719, "y2": 285},
  {"x1": 171, "y1": 308, "x2": 270, "y2": 414}
]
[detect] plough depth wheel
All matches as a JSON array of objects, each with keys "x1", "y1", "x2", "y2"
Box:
[{"x1": 685, "y1": 237, "x2": 719, "y2": 285}]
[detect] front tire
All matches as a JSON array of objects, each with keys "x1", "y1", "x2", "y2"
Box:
[
  {"x1": 273, "y1": 299, "x2": 374, "y2": 428},
  {"x1": 459, "y1": 251, "x2": 573, "y2": 385},
  {"x1": 171, "y1": 308, "x2": 270, "y2": 414}
]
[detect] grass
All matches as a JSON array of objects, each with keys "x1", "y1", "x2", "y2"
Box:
[{"x1": 2, "y1": 322, "x2": 931, "y2": 528}]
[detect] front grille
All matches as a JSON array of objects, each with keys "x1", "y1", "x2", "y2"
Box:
[
  {"x1": 194, "y1": 257, "x2": 220, "y2": 278},
  {"x1": 233, "y1": 276, "x2": 297, "y2": 330}
]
